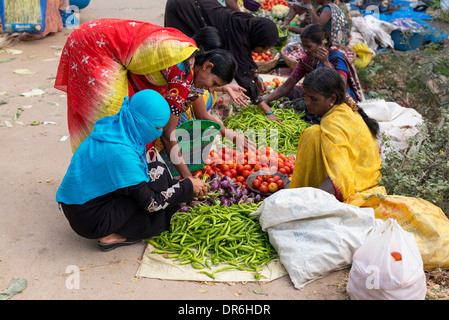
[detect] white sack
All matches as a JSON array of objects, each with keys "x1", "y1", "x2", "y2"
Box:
[
  {"x1": 358, "y1": 99, "x2": 424, "y2": 162},
  {"x1": 251, "y1": 187, "x2": 376, "y2": 289}
]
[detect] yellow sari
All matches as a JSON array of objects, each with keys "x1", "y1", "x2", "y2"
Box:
[
  {"x1": 290, "y1": 103, "x2": 449, "y2": 269},
  {"x1": 290, "y1": 103, "x2": 382, "y2": 201}
]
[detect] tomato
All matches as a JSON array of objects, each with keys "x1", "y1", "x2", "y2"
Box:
[
  {"x1": 193, "y1": 170, "x2": 203, "y2": 178},
  {"x1": 278, "y1": 168, "x2": 286, "y2": 174},
  {"x1": 273, "y1": 175, "x2": 281, "y2": 182},
  {"x1": 236, "y1": 153, "x2": 245, "y2": 164},
  {"x1": 242, "y1": 170, "x2": 251, "y2": 178},
  {"x1": 236, "y1": 175, "x2": 245, "y2": 183},
  {"x1": 266, "y1": 177, "x2": 275, "y2": 184},
  {"x1": 258, "y1": 155, "x2": 269, "y2": 165},
  {"x1": 230, "y1": 168, "x2": 237, "y2": 177},
  {"x1": 206, "y1": 168, "x2": 215, "y2": 176},
  {"x1": 256, "y1": 175, "x2": 264, "y2": 182},
  {"x1": 276, "y1": 179, "x2": 285, "y2": 189},
  {"x1": 243, "y1": 164, "x2": 252, "y2": 171},
  {"x1": 259, "y1": 184, "x2": 268, "y2": 193},
  {"x1": 268, "y1": 182, "x2": 279, "y2": 193},
  {"x1": 236, "y1": 164, "x2": 244, "y2": 175},
  {"x1": 391, "y1": 251, "x2": 402, "y2": 261},
  {"x1": 252, "y1": 179, "x2": 261, "y2": 189},
  {"x1": 253, "y1": 164, "x2": 261, "y2": 172},
  {"x1": 262, "y1": 174, "x2": 273, "y2": 181},
  {"x1": 283, "y1": 166, "x2": 291, "y2": 174},
  {"x1": 224, "y1": 171, "x2": 233, "y2": 178}
]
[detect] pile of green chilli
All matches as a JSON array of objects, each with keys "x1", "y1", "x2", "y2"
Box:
[
  {"x1": 146, "y1": 202, "x2": 277, "y2": 280},
  {"x1": 223, "y1": 105, "x2": 310, "y2": 155}
]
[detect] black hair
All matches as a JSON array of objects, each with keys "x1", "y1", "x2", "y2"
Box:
[
  {"x1": 300, "y1": 24, "x2": 332, "y2": 48},
  {"x1": 195, "y1": 49, "x2": 237, "y2": 84},
  {"x1": 303, "y1": 67, "x2": 379, "y2": 137},
  {"x1": 192, "y1": 26, "x2": 226, "y2": 51}
]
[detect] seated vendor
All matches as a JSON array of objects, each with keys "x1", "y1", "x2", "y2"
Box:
[{"x1": 289, "y1": 66, "x2": 380, "y2": 200}]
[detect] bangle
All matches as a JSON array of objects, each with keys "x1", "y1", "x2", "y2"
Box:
[
  {"x1": 253, "y1": 75, "x2": 263, "y2": 83},
  {"x1": 265, "y1": 110, "x2": 274, "y2": 115}
]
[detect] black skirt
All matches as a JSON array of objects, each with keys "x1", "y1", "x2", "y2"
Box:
[{"x1": 60, "y1": 161, "x2": 193, "y2": 240}]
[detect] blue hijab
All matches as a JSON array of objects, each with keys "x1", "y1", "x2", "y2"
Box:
[{"x1": 56, "y1": 89, "x2": 171, "y2": 205}]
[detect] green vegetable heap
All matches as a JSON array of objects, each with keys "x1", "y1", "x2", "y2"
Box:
[
  {"x1": 147, "y1": 202, "x2": 278, "y2": 280},
  {"x1": 224, "y1": 106, "x2": 310, "y2": 155}
]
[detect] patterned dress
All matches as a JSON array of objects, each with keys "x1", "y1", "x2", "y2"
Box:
[{"x1": 54, "y1": 18, "x2": 197, "y2": 152}]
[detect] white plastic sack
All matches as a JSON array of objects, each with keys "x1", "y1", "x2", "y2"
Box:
[
  {"x1": 346, "y1": 218, "x2": 427, "y2": 300},
  {"x1": 251, "y1": 187, "x2": 376, "y2": 289},
  {"x1": 358, "y1": 99, "x2": 424, "y2": 163}
]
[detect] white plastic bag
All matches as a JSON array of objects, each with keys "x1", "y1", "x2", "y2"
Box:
[
  {"x1": 251, "y1": 187, "x2": 376, "y2": 289},
  {"x1": 346, "y1": 218, "x2": 427, "y2": 300}
]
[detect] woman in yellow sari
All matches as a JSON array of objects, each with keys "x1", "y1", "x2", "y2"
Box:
[{"x1": 290, "y1": 67, "x2": 449, "y2": 269}]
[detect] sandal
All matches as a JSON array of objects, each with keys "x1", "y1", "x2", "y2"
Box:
[
  {"x1": 97, "y1": 239, "x2": 142, "y2": 252},
  {"x1": 413, "y1": 4, "x2": 429, "y2": 11}
]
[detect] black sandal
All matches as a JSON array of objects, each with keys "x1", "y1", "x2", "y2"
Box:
[
  {"x1": 97, "y1": 239, "x2": 142, "y2": 252},
  {"x1": 413, "y1": 4, "x2": 429, "y2": 11}
]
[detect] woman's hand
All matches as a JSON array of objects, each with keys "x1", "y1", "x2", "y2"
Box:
[
  {"x1": 223, "y1": 84, "x2": 250, "y2": 106},
  {"x1": 314, "y1": 46, "x2": 330, "y2": 65},
  {"x1": 266, "y1": 112, "x2": 282, "y2": 123},
  {"x1": 255, "y1": 78, "x2": 269, "y2": 95},
  {"x1": 187, "y1": 177, "x2": 210, "y2": 199}
]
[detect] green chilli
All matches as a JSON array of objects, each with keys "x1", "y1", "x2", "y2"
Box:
[{"x1": 147, "y1": 202, "x2": 277, "y2": 280}]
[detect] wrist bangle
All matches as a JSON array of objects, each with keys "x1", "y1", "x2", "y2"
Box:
[
  {"x1": 253, "y1": 75, "x2": 263, "y2": 82},
  {"x1": 265, "y1": 110, "x2": 274, "y2": 115}
]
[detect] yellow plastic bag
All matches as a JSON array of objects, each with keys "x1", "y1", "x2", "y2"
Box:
[
  {"x1": 351, "y1": 43, "x2": 373, "y2": 68},
  {"x1": 348, "y1": 188, "x2": 449, "y2": 269}
]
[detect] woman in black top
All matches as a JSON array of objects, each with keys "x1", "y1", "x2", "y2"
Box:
[{"x1": 165, "y1": 0, "x2": 281, "y2": 122}]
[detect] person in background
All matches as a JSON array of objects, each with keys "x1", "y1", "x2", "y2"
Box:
[
  {"x1": 164, "y1": 0, "x2": 281, "y2": 123},
  {"x1": 281, "y1": 0, "x2": 312, "y2": 34},
  {"x1": 185, "y1": 26, "x2": 256, "y2": 151},
  {"x1": 302, "y1": 0, "x2": 351, "y2": 45},
  {"x1": 262, "y1": 24, "x2": 363, "y2": 124},
  {"x1": 55, "y1": 19, "x2": 237, "y2": 179},
  {"x1": 56, "y1": 90, "x2": 209, "y2": 252},
  {"x1": 288, "y1": 67, "x2": 380, "y2": 201},
  {"x1": 282, "y1": 0, "x2": 350, "y2": 45}
]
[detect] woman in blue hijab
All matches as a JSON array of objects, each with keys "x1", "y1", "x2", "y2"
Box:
[{"x1": 57, "y1": 89, "x2": 209, "y2": 251}]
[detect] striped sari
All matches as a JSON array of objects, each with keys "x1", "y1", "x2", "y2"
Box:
[{"x1": 55, "y1": 19, "x2": 198, "y2": 152}]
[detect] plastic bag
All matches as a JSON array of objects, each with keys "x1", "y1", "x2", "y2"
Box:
[
  {"x1": 346, "y1": 218, "x2": 427, "y2": 300},
  {"x1": 251, "y1": 187, "x2": 376, "y2": 289}
]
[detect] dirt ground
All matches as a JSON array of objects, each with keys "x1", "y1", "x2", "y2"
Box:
[{"x1": 0, "y1": 0, "x2": 350, "y2": 301}]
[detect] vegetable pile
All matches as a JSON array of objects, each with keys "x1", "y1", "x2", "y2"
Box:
[
  {"x1": 260, "y1": 0, "x2": 288, "y2": 12},
  {"x1": 264, "y1": 76, "x2": 284, "y2": 90},
  {"x1": 224, "y1": 106, "x2": 310, "y2": 155},
  {"x1": 251, "y1": 172, "x2": 286, "y2": 194},
  {"x1": 252, "y1": 50, "x2": 274, "y2": 62},
  {"x1": 147, "y1": 202, "x2": 278, "y2": 280},
  {"x1": 193, "y1": 146, "x2": 295, "y2": 203}
]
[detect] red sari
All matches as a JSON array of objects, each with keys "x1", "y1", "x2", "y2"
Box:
[{"x1": 55, "y1": 18, "x2": 197, "y2": 152}]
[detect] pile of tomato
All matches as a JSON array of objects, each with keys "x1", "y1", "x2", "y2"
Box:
[
  {"x1": 260, "y1": 0, "x2": 289, "y2": 11},
  {"x1": 193, "y1": 146, "x2": 296, "y2": 190},
  {"x1": 252, "y1": 50, "x2": 274, "y2": 62},
  {"x1": 252, "y1": 173, "x2": 285, "y2": 194},
  {"x1": 265, "y1": 77, "x2": 283, "y2": 89}
]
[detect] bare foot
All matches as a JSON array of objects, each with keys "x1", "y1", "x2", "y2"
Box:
[{"x1": 98, "y1": 233, "x2": 126, "y2": 244}]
